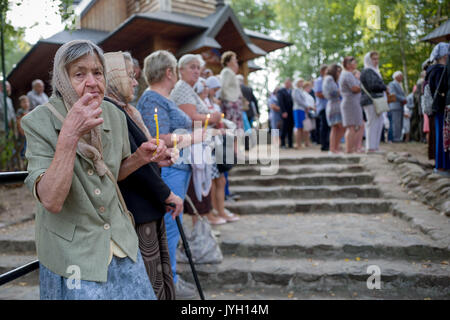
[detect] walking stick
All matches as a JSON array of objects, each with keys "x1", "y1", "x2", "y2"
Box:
[{"x1": 169, "y1": 201, "x2": 205, "y2": 300}]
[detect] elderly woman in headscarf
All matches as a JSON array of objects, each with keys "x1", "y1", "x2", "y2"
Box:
[
  {"x1": 103, "y1": 51, "x2": 183, "y2": 300},
  {"x1": 20, "y1": 40, "x2": 166, "y2": 300},
  {"x1": 426, "y1": 42, "x2": 449, "y2": 175},
  {"x1": 360, "y1": 51, "x2": 388, "y2": 153}
]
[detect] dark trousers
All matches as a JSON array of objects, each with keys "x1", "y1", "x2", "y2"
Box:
[
  {"x1": 390, "y1": 109, "x2": 404, "y2": 142},
  {"x1": 318, "y1": 109, "x2": 330, "y2": 151},
  {"x1": 387, "y1": 112, "x2": 393, "y2": 142},
  {"x1": 312, "y1": 117, "x2": 321, "y2": 143},
  {"x1": 281, "y1": 113, "x2": 294, "y2": 148}
]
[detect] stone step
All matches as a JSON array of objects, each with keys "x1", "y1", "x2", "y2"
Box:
[
  {"x1": 0, "y1": 221, "x2": 35, "y2": 254},
  {"x1": 211, "y1": 214, "x2": 449, "y2": 261},
  {"x1": 231, "y1": 164, "x2": 365, "y2": 176},
  {"x1": 0, "y1": 285, "x2": 39, "y2": 300},
  {"x1": 228, "y1": 173, "x2": 374, "y2": 187},
  {"x1": 229, "y1": 185, "x2": 381, "y2": 200},
  {"x1": 224, "y1": 198, "x2": 391, "y2": 215},
  {"x1": 240, "y1": 155, "x2": 361, "y2": 166},
  {"x1": 178, "y1": 256, "x2": 450, "y2": 299}
]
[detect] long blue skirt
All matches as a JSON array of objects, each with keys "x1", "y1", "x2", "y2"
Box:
[
  {"x1": 435, "y1": 112, "x2": 450, "y2": 170},
  {"x1": 39, "y1": 251, "x2": 156, "y2": 300}
]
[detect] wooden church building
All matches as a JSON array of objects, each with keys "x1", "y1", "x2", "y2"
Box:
[{"x1": 7, "y1": 0, "x2": 290, "y2": 101}]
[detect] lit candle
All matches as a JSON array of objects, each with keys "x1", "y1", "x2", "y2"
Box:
[
  {"x1": 154, "y1": 108, "x2": 159, "y2": 156},
  {"x1": 173, "y1": 134, "x2": 177, "y2": 149},
  {"x1": 221, "y1": 113, "x2": 225, "y2": 122},
  {"x1": 204, "y1": 114, "x2": 210, "y2": 131},
  {"x1": 154, "y1": 108, "x2": 159, "y2": 144}
]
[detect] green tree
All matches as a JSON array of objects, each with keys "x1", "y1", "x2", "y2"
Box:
[
  {"x1": 354, "y1": 0, "x2": 449, "y2": 93},
  {"x1": 1, "y1": 0, "x2": 76, "y2": 78},
  {"x1": 271, "y1": 0, "x2": 448, "y2": 92},
  {"x1": 273, "y1": 0, "x2": 364, "y2": 80},
  {"x1": 230, "y1": 0, "x2": 278, "y2": 35}
]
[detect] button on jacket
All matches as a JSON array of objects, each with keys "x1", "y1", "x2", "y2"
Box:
[{"x1": 21, "y1": 95, "x2": 138, "y2": 282}]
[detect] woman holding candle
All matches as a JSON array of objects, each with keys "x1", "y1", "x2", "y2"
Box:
[
  {"x1": 174, "y1": 56, "x2": 238, "y2": 224},
  {"x1": 21, "y1": 40, "x2": 169, "y2": 300},
  {"x1": 137, "y1": 50, "x2": 206, "y2": 299},
  {"x1": 103, "y1": 51, "x2": 183, "y2": 300}
]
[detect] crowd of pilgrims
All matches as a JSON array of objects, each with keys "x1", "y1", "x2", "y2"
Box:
[
  {"x1": 0, "y1": 40, "x2": 261, "y2": 300},
  {"x1": 268, "y1": 42, "x2": 449, "y2": 176},
  {"x1": 0, "y1": 39, "x2": 448, "y2": 300}
]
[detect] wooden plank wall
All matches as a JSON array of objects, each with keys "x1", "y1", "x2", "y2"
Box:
[
  {"x1": 172, "y1": 0, "x2": 216, "y2": 17},
  {"x1": 126, "y1": 0, "x2": 159, "y2": 14},
  {"x1": 80, "y1": 0, "x2": 128, "y2": 31}
]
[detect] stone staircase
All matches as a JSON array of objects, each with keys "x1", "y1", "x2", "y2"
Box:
[
  {"x1": 1, "y1": 153, "x2": 449, "y2": 300},
  {"x1": 178, "y1": 153, "x2": 450, "y2": 300}
]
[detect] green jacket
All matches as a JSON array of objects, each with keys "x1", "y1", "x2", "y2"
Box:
[{"x1": 21, "y1": 95, "x2": 138, "y2": 282}]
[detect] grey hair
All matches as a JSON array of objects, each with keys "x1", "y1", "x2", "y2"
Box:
[
  {"x1": 143, "y1": 50, "x2": 177, "y2": 85},
  {"x1": 52, "y1": 40, "x2": 106, "y2": 103},
  {"x1": 122, "y1": 52, "x2": 133, "y2": 65},
  {"x1": 178, "y1": 54, "x2": 205, "y2": 71},
  {"x1": 32, "y1": 79, "x2": 44, "y2": 87}
]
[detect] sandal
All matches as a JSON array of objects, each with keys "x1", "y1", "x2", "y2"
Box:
[
  {"x1": 222, "y1": 208, "x2": 240, "y2": 222},
  {"x1": 206, "y1": 212, "x2": 227, "y2": 225}
]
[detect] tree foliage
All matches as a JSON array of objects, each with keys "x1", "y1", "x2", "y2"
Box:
[
  {"x1": 0, "y1": 0, "x2": 75, "y2": 78},
  {"x1": 231, "y1": 0, "x2": 448, "y2": 94}
]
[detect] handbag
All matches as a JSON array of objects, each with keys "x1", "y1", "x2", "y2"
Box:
[
  {"x1": 176, "y1": 195, "x2": 223, "y2": 264},
  {"x1": 422, "y1": 66, "x2": 447, "y2": 116},
  {"x1": 360, "y1": 83, "x2": 389, "y2": 116},
  {"x1": 387, "y1": 94, "x2": 396, "y2": 103},
  {"x1": 302, "y1": 117, "x2": 313, "y2": 131}
]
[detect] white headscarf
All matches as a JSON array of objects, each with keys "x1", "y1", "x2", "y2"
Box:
[
  {"x1": 392, "y1": 71, "x2": 402, "y2": 80},
  {"x1": 364, "y1": 52, "x2": 381, "y2": 77}
]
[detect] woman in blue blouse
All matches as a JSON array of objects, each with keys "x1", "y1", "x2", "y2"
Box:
[{"x1": 137, "y1": 50, "x2": 204, "y2": 299}]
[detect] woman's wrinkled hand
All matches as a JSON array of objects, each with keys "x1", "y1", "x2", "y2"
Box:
[
  {"x1": 157, "y1": 147, "x2": 179, "y2": 168},
  {"x1": 135, "y1": 138, "x2": 167, "y2": 165},
  {"x1": 209, "y1": 112, "x2": 222, "y2": 124},
  {"x1": 63, "y1": 93, "x2": 104, "y2": 139},
  {"x1": 165, "y1": 192, "x2": 183, "y2": 219}
]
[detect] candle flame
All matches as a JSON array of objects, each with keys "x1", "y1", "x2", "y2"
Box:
[
  {"x1": 155, "y1": 108, "x2": 158, "y2": 113},
  {"x1": 207, "y1": 114, "x2": 211, "y2": 119}
]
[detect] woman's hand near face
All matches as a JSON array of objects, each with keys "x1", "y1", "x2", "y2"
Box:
[{"x1": 62, "y1": 93, "x2": 104, "y2": 139}]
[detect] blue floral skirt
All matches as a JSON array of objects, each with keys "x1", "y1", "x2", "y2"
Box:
[{"x1": 39, "y1": 251, "x2": 156, "y2": 300}]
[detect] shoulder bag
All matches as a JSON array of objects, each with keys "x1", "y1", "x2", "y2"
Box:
[{"x1": 360, "y1": 83, "x2": 389, "y2": 116}]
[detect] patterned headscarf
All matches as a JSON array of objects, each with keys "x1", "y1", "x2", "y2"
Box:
[
  {"x1": 104, "y1": 52, "x2": 152, "y2": 141},
  {"x1": 430, "y1": 42, "x2": 449, "y2": 62},
  {"x1": 52, "y1": 40, "x2": 107, "y2": 176}
]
